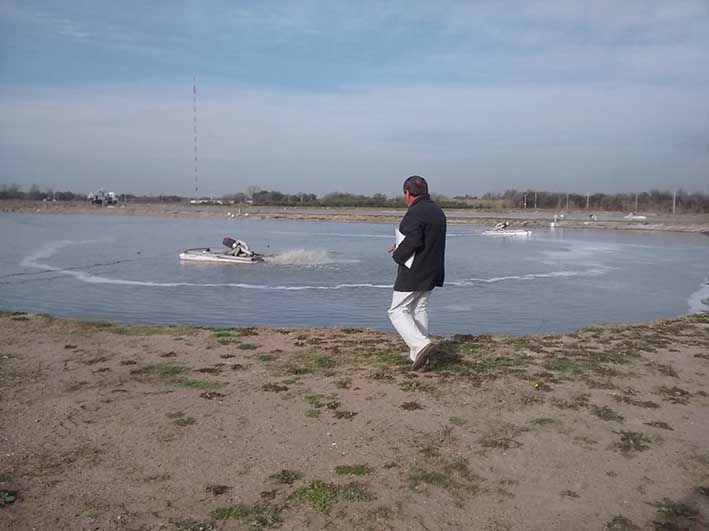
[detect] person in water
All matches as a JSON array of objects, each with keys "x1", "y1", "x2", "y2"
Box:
[{"x1": 388, "y1": 175, "x2": 447, "y2": 370}]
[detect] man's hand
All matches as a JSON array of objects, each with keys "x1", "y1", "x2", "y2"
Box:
[{"x1": 388, "y1": 245, "x2": 397, "y2": 254}]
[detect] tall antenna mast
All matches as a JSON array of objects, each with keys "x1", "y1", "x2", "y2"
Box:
[{"x1": 193, "y1": 76, "x2": 199, "y2": 196}]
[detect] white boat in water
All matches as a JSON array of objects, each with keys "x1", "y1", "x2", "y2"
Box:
[
  {"x1": 482, "y1": 229, "x2": 532, "y2": 237},
  {"x1": 179, "y1": 237, "x2": 264, "y2": 264},
  {"x1": 482, "y1": 221, "x2": 532, "y2": 237},
  {"x1": 624, "y1": 212, "x2": 647, "y2": 220}
]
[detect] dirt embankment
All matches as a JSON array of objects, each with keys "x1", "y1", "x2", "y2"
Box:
[
  {"x1": 1, "y1": 311, "x2": 708, "y2": 530},
  {"x1": 2, "y1": 200, "x2": 709, "y2": 233}
]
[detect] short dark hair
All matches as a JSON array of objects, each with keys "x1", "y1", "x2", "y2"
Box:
[{"x1": 403, "y1": 175, "x2": 428, "y2": 196}]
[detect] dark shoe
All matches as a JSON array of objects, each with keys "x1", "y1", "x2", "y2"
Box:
[{"x1": 412, "y1": 342, "x2": 435, "y2": 371}]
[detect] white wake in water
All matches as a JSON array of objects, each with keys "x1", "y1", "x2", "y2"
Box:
[
  {"x1": 688, "y1": 277, "x2": 709, "y2": 314},
  {"x1": 20, "y1": 241, "x2": 383, "y2": 290},
  {"x1": 267, "y1": 230, "x2": 391, "y2": 239},
  {"x1": 20, "y1": 240, "x2": 612, "y2": 292},
  {"x1": 447, "y1": 267, "x2": 612, "y2": 286},
  {"x1": 20, "y1": 239, "x2": 104, "y2": 270}
]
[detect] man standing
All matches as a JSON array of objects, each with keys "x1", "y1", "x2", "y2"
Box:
[{"x1": 388, "y1": 175, "x2": 447, "y2": 370}]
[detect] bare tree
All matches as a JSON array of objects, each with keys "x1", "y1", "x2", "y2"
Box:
[{"x1": 246, "y1": 185, "x2": 261, "y2": 199}]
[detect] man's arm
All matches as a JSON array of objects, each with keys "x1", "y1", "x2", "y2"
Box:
[{"x1": 392, "y1": 213, "x2": 423, "y2": 265}]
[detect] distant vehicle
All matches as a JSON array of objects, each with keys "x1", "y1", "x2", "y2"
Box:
[
  {"x1": 189, "y1": 198, "x2": 223, "y2": 205},
  {"x1": 89, "y1": 190, "x2": 117, "y2": 206}
]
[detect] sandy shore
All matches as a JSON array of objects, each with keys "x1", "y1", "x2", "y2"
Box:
[
  {"x1": 2, "y1": 200, "x2": 709, "y2": 233},
  {"x1": 1, "y1": 311, "x2": 707, "y2": 530}
]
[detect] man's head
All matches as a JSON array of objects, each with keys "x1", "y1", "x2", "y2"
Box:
[{"x1": 402, "y1": 175, "x2": 428, "y2": 206}]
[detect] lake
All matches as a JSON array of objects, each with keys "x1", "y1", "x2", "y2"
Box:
[{"x1": 1, "y1": 213, "x2": 707, "y2": 336}]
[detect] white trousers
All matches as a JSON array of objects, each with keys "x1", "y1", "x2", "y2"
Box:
[{"x1": 388, "y1": 290, "x2": 432, "y2": 361}]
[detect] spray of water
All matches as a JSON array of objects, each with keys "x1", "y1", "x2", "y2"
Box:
[
  {"x1": 688, "y1": 277, "x2": 709, "y2": 314},
  {"x1": 265, "y1": 249, "x2": 357, "y2": 266}
]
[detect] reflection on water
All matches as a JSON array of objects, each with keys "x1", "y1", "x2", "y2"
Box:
[{"x1": 1, "y1": 214, "x2": 707, "y2": 335}]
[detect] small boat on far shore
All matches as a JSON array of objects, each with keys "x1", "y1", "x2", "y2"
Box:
[
  {"x1": 624, "y1": 212, "x2": 647, "y2": 220},
  {"x1": 482, "y1": 221, "x2": 532, "y2": 237},
  {"x1": 482, "y1": 229, "x2": 532, "y2": 237}
]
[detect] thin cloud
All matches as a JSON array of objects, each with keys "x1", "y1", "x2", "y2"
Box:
[
  {"x1": 34, "y1": 14, "x2": 91, "y2": 40},
  {"x1": 2, "y1": 81, "x2": 707, "y2": 195}
]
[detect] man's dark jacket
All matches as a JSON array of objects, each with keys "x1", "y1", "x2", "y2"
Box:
[{"x1": 392, "y1": 194, "x2": 446, "y2": 292}]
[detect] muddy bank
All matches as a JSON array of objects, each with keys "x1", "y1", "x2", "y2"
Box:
[
  {"x1": 2, "y1": 200, "x2": 709, "y2": 233},
  {"x1": 1, "y1": 311, "x2": 708, "y2": 530}
]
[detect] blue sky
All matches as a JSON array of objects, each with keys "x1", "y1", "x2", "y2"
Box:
[{"x1": 1, "y1": 1, "x2": 708, "y2": 196}]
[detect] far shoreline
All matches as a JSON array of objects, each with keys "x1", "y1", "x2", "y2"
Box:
[
  {"x1": 1, "y1": 307, "x2": 707, "y2": 343},
  {"x1": 1, "y1": 307, "x2": 706, "y2": 340},
  {"x1": 2, "y1": 199, "x2": 709, "y2": 234}
]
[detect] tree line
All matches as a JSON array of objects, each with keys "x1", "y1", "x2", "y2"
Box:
[
  {"x1": 223, "y1": 189, "x2": 475, "y2": 208},
  {"x1": 0, "y1": 184, "x2": 87, "y2": 202},
  {"x1": 484, "y1": 189, "x2": 709, "y2": 213},
  {"x1": 0, "y1": 184, "x2": 184, "y2": 204},
  {"x1": 2, "y1": 183, "x2": 708, "y2": 212}
]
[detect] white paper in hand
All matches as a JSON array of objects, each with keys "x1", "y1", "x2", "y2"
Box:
[{"x1": 395, "y1": 228, "x2": 415, "y2": 269}]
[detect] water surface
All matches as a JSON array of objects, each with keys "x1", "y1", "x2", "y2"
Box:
[{"x1": 1, "y1": 213, "x2": 707, "y2": 335}]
